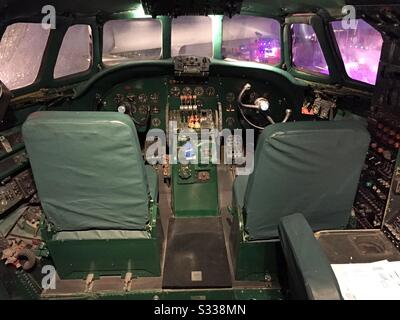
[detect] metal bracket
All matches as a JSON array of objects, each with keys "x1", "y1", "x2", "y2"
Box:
[
  {"x1": 123, "y1": 272, "x2": 133, "y2": 292},
  {"x1": 85, "y1": 273, "x2": 95, "y2": 292},
  {"x1": 0, "y1": 136, "x2": 12, "y2": 153}
]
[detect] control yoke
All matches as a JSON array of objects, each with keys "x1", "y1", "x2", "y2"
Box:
[{"x1": 238, "y1": 83, "x2": 292, "y2": 127}]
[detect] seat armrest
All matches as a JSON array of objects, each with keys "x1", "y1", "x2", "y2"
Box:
[{"x1": 278, "y1": 213, "x2": 342, "y2": 300}]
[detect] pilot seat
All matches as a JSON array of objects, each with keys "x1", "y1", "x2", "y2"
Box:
[
  {"x1": 230, "y1": 120, "x2": 371, "y2": 280},
  {"x1": 22, "y1": 111, "x2": 161, "y2": 279}
]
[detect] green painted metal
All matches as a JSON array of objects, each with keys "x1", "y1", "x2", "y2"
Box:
[
  {"x1": 41, "y1": 204, "x2": 162, "y2": 279},
  {"x1": 43, "y1": 287, "x2": 283, "y2": 300},
  {"x1": 211, "y1": 15, "x2": 223, "y2": 59},
  {"x1": 229, "y1": 203, "x2": 284, "y2": 281},
  {"x1": 172, "y1": 164, "x2": 219, "y2": 217},
  {"x1": 46, "y1": 236, "x2": 161, "y2": 279}
]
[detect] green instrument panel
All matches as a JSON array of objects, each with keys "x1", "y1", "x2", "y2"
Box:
[{"x1": 101, "y1": 75, "x2": 290, "y2": 132}]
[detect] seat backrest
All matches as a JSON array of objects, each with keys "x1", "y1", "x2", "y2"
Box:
[
  {"x1": 244, "y1": 120, "x2": 370, "y2": 240},
  {"x1": 23, "y1": 111, "x2": 150, "y2": 232}
]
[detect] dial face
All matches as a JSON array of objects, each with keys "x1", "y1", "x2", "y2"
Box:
[
  {"x1": 151, "y1": 106, "x2": 160, "y2": 114},
  {"x1": 114, "y1": 93, "x2": 124, "y2": 104},
  {"x1": 225, "y1": 117, "x2": 235, "y2": 127},
  {"x1": 117, "y1": 105, "x2": 126, "y2": 114},
  {"x1": 226, "y1": 92, "x2": 235, "y2": 102},
  {"x1": 206, "y1": 86, "x2": 215, "y2": 96},
  {"x1": 170, "y1": 86, "x2": 180, "y2": 97},
  {"x1": 138, "y1": 93, "x2": 147, "y2": 103},
  {"x1": 126, "y1": 93, "x2": 136, "y2": 103},
  {"x1": 196, "y1": 99, "x2": 203, "y2": 108},
  {"x1": 151, "y1": 118, "x2": 161, "y2": 127},
  {"x1": 138, "y1": 105, "x2": 148, "y2": 114},
  {"x1": 194, "y1": 86, "x2": 204, "y2": 96},
  {"x1": 182, "y1": 86, "x2": 192, "y2": 96},
  {"x1": 150, "y1": 93, "x2": 159, "y2": 102}
]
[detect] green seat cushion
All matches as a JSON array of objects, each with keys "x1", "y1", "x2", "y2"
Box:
[
  {"x1": 23, "y1": 111, "x2": 151, "y2": 232},
  {"x1": 278, "y1": 213, "x2": 341, "y2": 300},
  {"x1": 241, "y1": 120, "x2": 370, "y2": 240}
]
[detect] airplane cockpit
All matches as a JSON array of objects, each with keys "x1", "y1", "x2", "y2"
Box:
[{"x1": 1, "y1": 0, "x2": 400, "y2": 301}]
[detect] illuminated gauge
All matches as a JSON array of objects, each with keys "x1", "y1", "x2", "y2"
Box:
[
  {"x1": 182, "y1": 86, "x2": 192, "y2": 95},
  {"x1": 150, "y1": 93, "x2": 159, "y2": 102},
  {"x1": 126, "y1": 93, "x2": 136, "y2": 102},
  {"x1": 114, "y1": 93, "x2": 124, "y2": 104},
  {"x1": 225, "y1": 117, "x2": 235, "y2": 127},
  {"x1": 151, "y1": 106, "x2": 160, "y2": 114},
  {"x1": 170, "y1": 86, "x2": 180, "y2": 97},
  {"x1": 138, "y1": 93, "x2": 147, "y2": 103},
  {"x1": 249, "y1": 91, "x2": 259, "y2": 103},
  {"x1": 138, "y1": 105, "x2": 149, "y2": 114},
  {"x1": 152, "y1": 118, "x2": 161, "y2": 127},
  {"x1": 194, "y1": 86, "x2": 204, "y2": 96},
  {"x1": 118, "y1": 102, "x2": 135, "y2": 115},
  {"x1": 226, "y1": 92, "x2": 235, "y2": 102},
  {"x1": 117, "y1": 105, "x2": 126, "y2": 114},
  {"x1": 206, "y1": 86, "x2": 215, "y2": 96}
]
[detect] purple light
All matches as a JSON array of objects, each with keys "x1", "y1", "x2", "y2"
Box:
[{"x1": 331, "y1": 20, "x2": 383, "y2": 85}]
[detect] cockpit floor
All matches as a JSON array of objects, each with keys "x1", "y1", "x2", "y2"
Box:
[{"x1": 162, "y1": 216, "x2": 232, "y2": 289}]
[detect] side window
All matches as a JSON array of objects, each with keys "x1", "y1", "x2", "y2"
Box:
[
  {"x1": 222, "y1": 16, "x2": 281, "y2": 65},
  {"x1": 331, "y1": 19, "x2": 383, "y2": 85},
  {"x1": 102, "y1": 19, "x2": 162, "y2": 66},
  {"x1": 171, "y1": 16, "x2": 212, "y2": 57},
  {"x1": 291, "y1": 24, "x2": 329, "y2": 76},
  {"x1": 54, "y1": 25, "x2": 93, "y2": 79},
  {"x1": 0, "y1": 23, "x2": 50, "y2": 90}
]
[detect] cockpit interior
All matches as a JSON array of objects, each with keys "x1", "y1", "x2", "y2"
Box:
[{"x1": 1, "y1": 0, "x2": 400, "y2": 300}]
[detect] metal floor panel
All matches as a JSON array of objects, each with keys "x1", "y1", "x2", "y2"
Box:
[{"x1": 162, "y1": 217, "x2": 232, "y2": 289}]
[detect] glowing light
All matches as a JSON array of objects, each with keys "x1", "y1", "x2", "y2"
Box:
[{"x1": 128, "y1": 4, "x2": 151, "y2": 18}]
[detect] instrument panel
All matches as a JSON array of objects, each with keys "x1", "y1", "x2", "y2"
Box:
[{"x1": 100, "y1": 76, "x2": 292, "y2": 131}]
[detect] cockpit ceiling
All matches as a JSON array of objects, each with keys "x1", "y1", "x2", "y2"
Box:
[{"x1": 0, "y1": 0, "x2": 398, "y2": 22}]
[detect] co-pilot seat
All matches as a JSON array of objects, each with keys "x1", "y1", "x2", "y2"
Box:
[
  {"x1": 233, "y1": 120, "x2": 371, "y2": 241},
  {"x1": 22, "y1": 111, "x2": 160, "y2": 279}
]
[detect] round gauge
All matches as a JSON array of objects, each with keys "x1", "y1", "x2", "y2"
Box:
[
  {"x1": 118, "y1": 102, "x2": 136, "y2": 115},
  {"x1": 138, "y1": 93, "x2": 147, "y2": 103},
  {"x1": 138, "y1": 105, "x2": 148, "y2": 114},
  {"x1": 225, "y1": 117, "x2": 235, "y2": 127},
  {"x1": 114, "y1": 93, "x2": 124, "y2": 104},
  {"x1": 150, "y1": 93, "x2": 159, "y2": 102},
  {"x1": 152, "y1": 118, "x2": 161, "y2": 127},
  {"x1": 249, "y1": 91, "x2": 259, "y2": 103},
  {"x1": 151, "y1": 106, "x2": 160, "y2": 114},
  {"x1": 196, "y1": 99, "x2": 203, "y2": 108},
  {"x1": 117, "y1": 105, "x2": 126, "y2": 114},
  {"x1": 226, "y1": 92, "x2": 235, "y2": 103},
  {"x1": 206, "y1": 86, "x2": 216, "y2": 96},
  {"x1": 170, "y1": 86, "x2": 180, "y2": 97},
  {"x1": 182, "y1": 87, "x2": 192, "y2": 95},
  {"x1": 194, "y1": 86, "x2": 204, "y2": 96},
  {"x1": 126, "y1": 93, "x2": 136, "y2": 103}
]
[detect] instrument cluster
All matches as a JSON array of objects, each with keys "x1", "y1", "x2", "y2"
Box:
[{"x1": 100, "y1": 76, "x2": 291, "y2": 131}]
